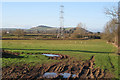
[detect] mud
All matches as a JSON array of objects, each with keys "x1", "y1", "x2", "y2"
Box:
[
  {"x1": 2, "y1": 50, "x2": 22, "y2": 58},
  {"x1": 2, "y1": 50, "x2": 69, "y2": 60},
  {"x1": 3, "y1": 51, "x2": 115, "y2": 79},
  {"x1": 2, "y1": 52, "x2": 107, "y2": 80}
]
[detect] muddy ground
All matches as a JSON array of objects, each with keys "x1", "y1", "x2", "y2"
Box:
[{"x1": 2, "y1": 50, "x2": 113, "y2": 79}]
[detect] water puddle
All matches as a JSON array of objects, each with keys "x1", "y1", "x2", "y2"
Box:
[
  {"x1": 42, "y1": 54, "x2": 60, "y2": 57},
  {"x1": 60, "y1": 73, "x2": 71, "y2": 78},
  {"x1": 43, "y1": 72, "x2": 76, "y2": 78},
  {"x1": 72, "y1": 74, "x2": 77, "y2": 78},
  {"x1": 43, "y1": 72, "x2": 58, "y2": 78}
]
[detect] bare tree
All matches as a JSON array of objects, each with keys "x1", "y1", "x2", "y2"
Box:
[
  {"x1": 104, "y1": 6, "x2": 118, "y2": 19},
  {"x1": 103, "y1": 6, "x2": 118, "y2": 46},
  {"x1": 14, "y1": 29, "x2": 26, "y2": 38},
  {"x1": 102, "y1": 19, "x2": 118, "y2": 44}
]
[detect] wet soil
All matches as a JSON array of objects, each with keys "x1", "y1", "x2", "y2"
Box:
[
  {"x1": 2, "y1": 50, "x2": 23, "y2": 58},
  {"x1": 2, "y1": 50, "x2": 68, "y2": 60},
  {"x1": 2, "y1": 50, "x2": 112, "y2": 79}
]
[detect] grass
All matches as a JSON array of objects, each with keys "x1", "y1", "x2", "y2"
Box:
[
  {"x1": 2, "y1": 54, "x2": 59, "y2": 67},
  {"x1": 1, "y1": 39, "x2": 119, "y2": 78}
]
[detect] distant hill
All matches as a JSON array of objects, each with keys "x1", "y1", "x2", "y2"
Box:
[
  {"x1": 65, "y1": 27, "x2": 92, "y2": 33},
  {"x1": 1, "y1": 25, "x2": 93, "y2": 34},
  {"x1": 27, "y1": 25, "x2": 57, "y2": 31}
]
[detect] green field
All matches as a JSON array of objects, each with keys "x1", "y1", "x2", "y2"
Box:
[{"x1": 2, "y1": 39, "x2": 119, "y2": 78}]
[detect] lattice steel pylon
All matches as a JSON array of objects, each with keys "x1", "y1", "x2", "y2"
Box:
[{"x1": 57, "y1": 5, "x2": 64, "y2": 39}]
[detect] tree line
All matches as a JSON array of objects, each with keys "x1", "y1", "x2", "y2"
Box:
[
  {"x1": 2, "y1": 25, "x2": 100, "y2": 40},
  {"x1": 102, "y1": 6, "x2": 118, "y2": 46}
]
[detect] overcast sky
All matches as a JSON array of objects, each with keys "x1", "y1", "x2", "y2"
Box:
[{"x1": 2, "y1": 2, "x2": 118, "y2": 32}]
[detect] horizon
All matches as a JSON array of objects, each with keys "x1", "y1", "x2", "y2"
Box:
[{"x1": 2, "y1": 2, "x2": 118, "y2": 32}]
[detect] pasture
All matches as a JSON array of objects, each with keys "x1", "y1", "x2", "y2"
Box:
[{"x1": 2, "y1": 39, "x2": 119, "y2": 78}]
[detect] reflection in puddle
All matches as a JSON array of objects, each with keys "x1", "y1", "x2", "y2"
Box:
[
  {"x1": 43, "y1": 72, "x2": 58, "y2": 78},
  {"x1": 72, "y1": 74, "x2": 77, "y2": 78},
  {"x1": 43, "y1": 72, "x2": 76, "y2": 78},
  {"x1": 60, "y1": 73, "x2": 71, "y2": 78},
  {"x1": 42, "y1": 54, "x2": 60, "y2": 57}
]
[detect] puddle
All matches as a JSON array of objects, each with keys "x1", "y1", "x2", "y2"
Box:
[
  {"x1": 72, "y1": 74, "x2": 77, "y2": 78},
  {"x1": 42, "y1": 54, "x2": 60, "y2": 57},
  {"x1": 43, "y1": 72, "x2": 58, "y2": 78},
  {"x1": 60, "y1": 73, "x2": 71, "y2": 78},
  {"x1": 43, "y1": 72, "x2": 76, "y2": 78}
]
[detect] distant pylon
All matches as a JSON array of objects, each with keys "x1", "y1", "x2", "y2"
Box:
[{"x1": 57, "y1": 5, "x2": 64, "y2": 38}]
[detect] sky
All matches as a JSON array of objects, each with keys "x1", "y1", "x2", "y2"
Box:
[{"x1": 2, "y1": 2, "x2": 118, "y2": 32}]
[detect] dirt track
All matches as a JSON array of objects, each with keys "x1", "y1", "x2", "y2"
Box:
[{"x1": 2, "y1": 51, "x2": 110, "y2": 79}]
